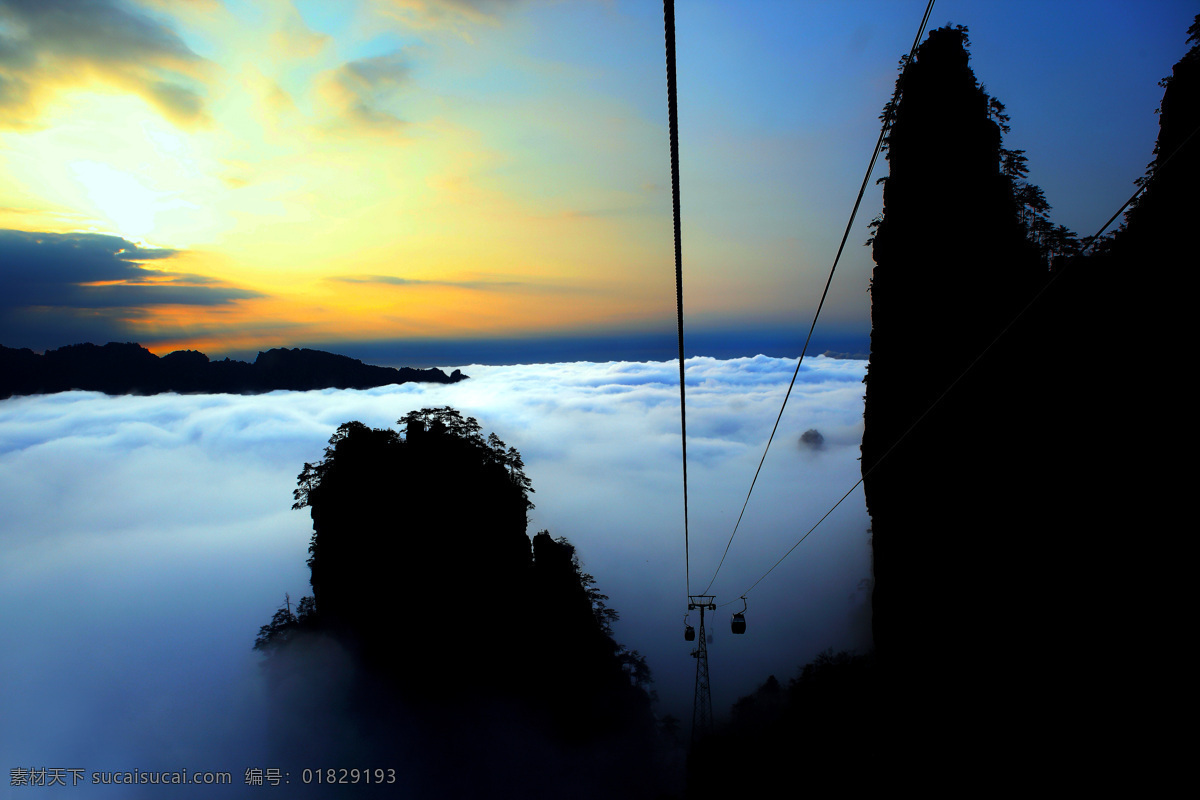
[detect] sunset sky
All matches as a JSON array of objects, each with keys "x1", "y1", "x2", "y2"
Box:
[{"x1": 1, "y1": 0, "x2": 1194, "y2": 363}]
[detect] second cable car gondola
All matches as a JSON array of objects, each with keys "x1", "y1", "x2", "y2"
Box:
[{"x1": 731, "y1": 596, "x2": 747, "y2": 634}]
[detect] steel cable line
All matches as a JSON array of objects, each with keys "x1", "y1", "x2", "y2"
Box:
[
  {"x1": 663, "y1": 0, "x2": 690, "y2": 596},
  {"x1": 727, "y1": 116, "x2": 1200, "y2": 601},
  {"x1": 701, "y1": 0, "x2": 936, "y2": 597}
]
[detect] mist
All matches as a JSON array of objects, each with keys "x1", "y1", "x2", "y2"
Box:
[{"x1": 0, "y1": 355, "x2": 871, "y2": 792}]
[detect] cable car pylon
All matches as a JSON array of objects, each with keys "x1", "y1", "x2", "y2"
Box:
[{"x1": 687, "y1": 595, "x2": 716, "y2": 742}]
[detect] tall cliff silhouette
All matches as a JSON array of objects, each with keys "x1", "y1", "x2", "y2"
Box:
[
  {"x1": 862, "y1": 20, "x2": 1195, "y2": 782},
  {"x1": 255, "y1": 407, "x2": 668, "y2": 797},
  {"x1": 863, "y1": 23, "x2": 1042, "y2": 686}
]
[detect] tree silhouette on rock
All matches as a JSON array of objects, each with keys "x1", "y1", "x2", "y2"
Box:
[
  {"x1": 290, "y1": 408, "x2": 534, "y2": 696},
  {"x1": 256, "y1": 407, "x2": 666, "y2": 796}
]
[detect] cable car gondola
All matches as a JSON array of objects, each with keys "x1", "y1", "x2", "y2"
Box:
[
  {"x1": 731, "y1": 596, "x2": 747, "y2": 634},
  {"x1": 684, "y1": 613, "x2": 695, "y2": 641}
]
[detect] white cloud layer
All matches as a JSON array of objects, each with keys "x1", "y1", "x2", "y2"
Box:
[{"x1": 0, "y1": 355, "x2": 871, "y2": 785}]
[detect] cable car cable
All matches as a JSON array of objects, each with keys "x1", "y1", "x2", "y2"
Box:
[
  {"x1": 663, "y1": 0, "x2": 691, "y2": 597},
  {"x1": 700, "y1": 0, "x2": 936, "y2": 597}
]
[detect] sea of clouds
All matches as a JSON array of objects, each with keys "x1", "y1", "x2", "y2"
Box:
[{"x1": 0, "y1": 355, "x2": 872, "y2": 794}]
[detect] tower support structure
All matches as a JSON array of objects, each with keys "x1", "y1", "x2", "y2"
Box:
[{"x1": 688, "y1": 595, "x2": 716, "y2": 742}]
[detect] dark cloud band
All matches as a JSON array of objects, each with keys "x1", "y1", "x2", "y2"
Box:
[{"x1": 0, "y1": 229, "x2": 263, "y2": 347}]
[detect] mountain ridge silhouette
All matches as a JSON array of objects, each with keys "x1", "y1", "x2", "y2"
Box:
[{"x1": 0, "y1": 341, "x2": 467, "y2": 399}]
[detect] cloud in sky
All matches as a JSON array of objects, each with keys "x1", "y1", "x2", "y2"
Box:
[
  {"x1": 327, "y1": 273, "x2": 555, "y2": 293},
  {"x1": 0, "y1": 229, "x2": 263, "y2": 347},
  {"x1": 0, "y1": 355, "x2": 871, "y2": 776},
  {"x1": 318, "y1": 50, "x2": 414, "y2": 135},
  {"x1": 374, "y1": 0, "x2": 524, "y2": 35},
  {"x1": 0, "y1": 0, "x2": 210, "y2": 129}
]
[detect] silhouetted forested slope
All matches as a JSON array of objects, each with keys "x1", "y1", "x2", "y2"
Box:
[
  {"x1": 0, "y1": 341, "x2": 465, "y2": 399},
  {"x1": 687, "y1": 651, "x2": 879, "y2": 798},
  {"x1": 254, "y1": 407, "x2": 674, "y2": 798}
]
